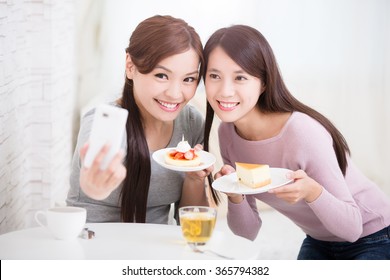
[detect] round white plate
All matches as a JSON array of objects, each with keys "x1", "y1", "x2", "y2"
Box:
[
  {"x1": 152, "y1": 148, "x2": 216, "y2": 172},
  {"x1": 212, "y1": 168, "x2": 293, "y2": 195}
]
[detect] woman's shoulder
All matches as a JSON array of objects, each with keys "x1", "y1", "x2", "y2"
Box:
[
  {"x1": 289, "y1": 111, "x2": 319, "y2": 125},
  {"x1": 176, "y1": 104, "x2": 204, "y2": 126},
  {"x1": 287, "y1": 112, "x2": 330, "y2": 134},
  {"x1": 78, "y1": 108, "x2": 96, "y2": 135},
  {"x1": 284, "y1": 112, "x2": 333, "y2": 146},
  {"x1": 181, "y1": 104, "x2": 203, "y2": 120},
  {"x1": 218, "y1": 122, "x2": 236, "y2": 147},
  {"x1": 218, "y1": 122, "x2": 235, "y2": 134}
]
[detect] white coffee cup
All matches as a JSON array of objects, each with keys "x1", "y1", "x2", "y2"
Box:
[{"x1": 34, "y1": 207, "x2": 87, "y2": 240}]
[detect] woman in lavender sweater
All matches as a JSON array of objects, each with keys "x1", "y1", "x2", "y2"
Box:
[{"x1": 203, "y1": 25, "x2": 390, "y2": 259}]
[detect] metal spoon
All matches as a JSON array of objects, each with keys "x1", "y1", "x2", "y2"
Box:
[{"x1": 189, "y1": 243, "x2": 234, "y2": 260}]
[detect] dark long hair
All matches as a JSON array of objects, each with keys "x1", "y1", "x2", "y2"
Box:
[
  {"x1": 118, "y1": 15, "x2": 205, "y2": 222},
  {"x1": 203, "y1": 25, "x2": 350, "y2": 183}
]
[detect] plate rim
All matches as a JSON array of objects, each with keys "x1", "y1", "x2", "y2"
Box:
[
  {"x1": 211, "y1": 168, "x2": 293, "y2": 195},
  {"x1": 152, "y1": 148, "x2": 216, "y2": 172}
]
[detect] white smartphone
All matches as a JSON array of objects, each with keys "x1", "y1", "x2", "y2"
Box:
[{"x1": 83, "y1": 104, "x2": 128, "y2": 170}]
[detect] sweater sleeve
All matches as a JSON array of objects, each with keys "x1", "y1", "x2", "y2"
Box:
[
  {"x1": 292, "y1": 117, "x2": 363, "y2": 242},
  {"x1": 219, "y1": 123, "x2": 262, "y2": 240},
  {"x1": 227, "y1": 195, "x2": 262, "y2": 240}
]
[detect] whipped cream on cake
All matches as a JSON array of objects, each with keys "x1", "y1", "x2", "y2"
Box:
[{"x1": 165, "y1": 137, "x2": 201, "y2": 167}]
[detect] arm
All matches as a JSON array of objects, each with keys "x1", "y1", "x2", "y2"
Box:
[
  {"x1": 178, "y1": 106, "x2": 210, "y2": 207},
  {"x1": 271, "y1": 119, "x2": 362, "y2": 241},
  {"x1": 216, "y1": 125, "x2": 262, "y2": 240},
  {"x1": 179, "y1": 173, "x2": 210, "y2": 207},
  {"x1": 74, "y1": 109, "x2": 126, "y2": 200},
  {"x1": 215, "y1": 165, "x2": 262, "y2": 241},
  {"x1": 215, "y1": 165, "x2": 262, "y2": 240},
  {"x1": 227, "y1": 195, "x2": 261, "y2": 241},
  {"x1": 179, "y1": 144, "x2": 211, "y2": 207}
]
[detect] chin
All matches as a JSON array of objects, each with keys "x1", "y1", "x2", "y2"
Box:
[
  {"x1": 155, "y1": 110, "x2": 181, "y2": 121},
  {"x1": 215, "y1": 112, "x2": 239, "y2": 123}
]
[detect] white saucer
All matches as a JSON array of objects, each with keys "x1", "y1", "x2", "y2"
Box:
[{"x1": 212, "y1": 168, "x2": 293, "y2": 195}]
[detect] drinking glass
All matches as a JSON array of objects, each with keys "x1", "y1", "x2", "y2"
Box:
[{"x1": 179, "y1": 206, "x2": 217, "y2": 246}]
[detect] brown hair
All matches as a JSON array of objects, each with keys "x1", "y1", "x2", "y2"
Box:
[
  {"x1": 203, "y1": 25, "x2": 350, "y2": 184},
  {"x1": 119, "y1": 15, "x2": 205, "y2": 222}
]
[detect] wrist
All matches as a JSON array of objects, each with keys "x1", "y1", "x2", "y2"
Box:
[
  {"x1": 228, "y1": 194, "x2": 244, "y2": 204},
  {"x1": 305, "y1": 183, "x2": 323, "y2": 203},
  {"x1": 184, "y1": 174, "x2": 204, "y2": 184}
]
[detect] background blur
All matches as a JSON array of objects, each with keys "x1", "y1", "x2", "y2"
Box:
[{"x1": 1, "y1": 0, "x2": 389, "y2": 259}]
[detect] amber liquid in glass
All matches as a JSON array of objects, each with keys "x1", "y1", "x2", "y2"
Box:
[{"x1": 180, "y1": 213, "x2": 216, "y2": 244}]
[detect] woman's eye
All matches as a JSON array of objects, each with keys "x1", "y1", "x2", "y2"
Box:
[
  {"x1": 184, "y1": 77, "x2": 197, "y2": 83},
  {"x1": 155, "y1": 73, "x2": 168, "y2": 80},
  {"x1": 209, "y1": 73, "x2": 220, "y2": 79},
  {"x1": 236, "y1": 76, "x2": 248, "y2": 81}
]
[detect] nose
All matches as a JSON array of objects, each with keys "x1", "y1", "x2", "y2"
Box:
[
  {"x1": 165, "y1": 81, "x2": 182, "y2": 100},
  {"x1": 219, "y1": 80, "x2": 235, "y2": 98}
]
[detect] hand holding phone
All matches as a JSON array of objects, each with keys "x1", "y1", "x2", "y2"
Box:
[{"x1": 83, "y1": 104, "x2": 128, "y2": 170}]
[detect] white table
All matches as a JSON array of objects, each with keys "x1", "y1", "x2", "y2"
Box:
[{"x1": 0, "y1": 223, "x2": 259, "y2": 260}]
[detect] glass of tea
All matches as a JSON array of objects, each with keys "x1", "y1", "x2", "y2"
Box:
[{"x1": 179, "y1": 206, "x2": 217, "y2": 247}]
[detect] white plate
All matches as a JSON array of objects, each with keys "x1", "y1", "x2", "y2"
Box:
[
  {"x1": 212, "y1": 168, "x2": 293, "y2": 195},
  {"x1": 152, "y1": 148, "x2": 216, "y2": 172}
]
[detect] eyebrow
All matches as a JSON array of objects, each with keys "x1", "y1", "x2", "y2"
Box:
[
  {"x1": 208, "y1": 68, "x2": 246, "y2": 74},
  {"x1": 155, "y1": 65, "x2": 199, "y2": 76}
]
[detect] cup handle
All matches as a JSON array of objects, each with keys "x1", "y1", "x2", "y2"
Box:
[{"x1": 34, "y1": 210, "x2": 47, "y2": 228}]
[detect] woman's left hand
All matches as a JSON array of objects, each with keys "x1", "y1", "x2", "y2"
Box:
[
  {"x1": 184, "y1": 144, "x2": 214, "y2": 181},
  {"x1": 268, "y1": 169, "x2": 323, "y2": 204}
]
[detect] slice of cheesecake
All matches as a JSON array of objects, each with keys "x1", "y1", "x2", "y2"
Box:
[{"x1": 235, "y1": 162, "x2": 271, "y2": 188}]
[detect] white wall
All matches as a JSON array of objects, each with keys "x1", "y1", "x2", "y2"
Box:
[
  {"x1": 0, "y1": 0, "x2": 76, "y2": 234},
  {"x1": 258, "y1": 0, "x2": 390, "y2": 192},
  {"x1": 79, "y1": 0, "x2": 389, "y2": 196}
]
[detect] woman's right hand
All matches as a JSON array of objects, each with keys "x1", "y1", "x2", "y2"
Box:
[
  {"x1": 79, "y1": 142, "x2": 127, "y2": 200},
  {"x1": 214, "y1": 164, "x2": 244, "y2": 204}
]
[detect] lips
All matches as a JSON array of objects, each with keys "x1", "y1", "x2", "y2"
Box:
[
  {"x1": 218, "y1": 101, "x2": 239, "y2": 111},
  {"x1": 156, "y1": 99, "x2": 180, "y2": 112}
]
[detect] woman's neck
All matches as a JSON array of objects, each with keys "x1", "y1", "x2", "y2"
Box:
[
  {"x1": 234, "y1": 109, "x2": 291, "y2": 141},
  {"x1": 143, "y1": 118, "x2": 174, "y2": 152}
]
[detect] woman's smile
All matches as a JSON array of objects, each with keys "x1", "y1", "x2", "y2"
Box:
[
  {"x1": 217, "y1": 100, "x2": 240, "y2": 111},
  {"x1": 155, "y1": 99, "x2": 181, "y2": 112}
]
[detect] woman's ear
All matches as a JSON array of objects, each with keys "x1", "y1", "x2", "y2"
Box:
[
  {"x1": 261, "y1": 81, "x2": 266, "y2": 94},
  {"x1": 125, "y1": 53, "x2": 135, "y2": 79}
]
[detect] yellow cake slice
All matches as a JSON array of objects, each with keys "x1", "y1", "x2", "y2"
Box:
[{"x1": 235, "y1": 162, "x2": 271, "y2": 188}]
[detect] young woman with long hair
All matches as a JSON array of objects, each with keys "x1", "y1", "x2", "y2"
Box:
[
  {"x1": 67, "y1": 15, "x2": 216, "y2": 224},
  {"x1": 203, "y1": 24, "x2": 390, "y2": 259}
]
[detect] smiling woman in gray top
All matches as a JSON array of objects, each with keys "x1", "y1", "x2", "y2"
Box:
[{"x1": 67, "y1": 15, "x2": 219, "y2": 224}]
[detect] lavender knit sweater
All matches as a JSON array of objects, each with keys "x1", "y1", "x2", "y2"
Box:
[{"x1": 220, "y1": 112, "x2": 390, "y2": 242}]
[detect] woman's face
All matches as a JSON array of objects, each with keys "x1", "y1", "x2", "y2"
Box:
[
  {"x1": 205, "y1": 46, "x2": 263, "y2": 123},
  {"x1": 126, "y1": 49, "x2": 200, "y2": 122}
]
